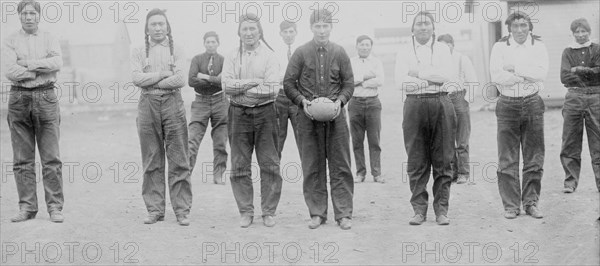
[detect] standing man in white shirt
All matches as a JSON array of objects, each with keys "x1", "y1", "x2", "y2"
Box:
[
  {"x1": 276, "y1": 20, "x2": 300, "y2": 159},
  {"x1": 350, "y1": 35, "x2": 385, "y2": 184},
  {"x1": 437, "y1": 34, "x2": 478, "y2": 185},
  {"x1": 394, "y1": 11, "x2": 454, "y2": 226},
  {"x1": 490, "y1": 11, "x2": 548, "y2": 220}
]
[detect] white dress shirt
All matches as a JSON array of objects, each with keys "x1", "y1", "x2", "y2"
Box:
[{"x1": 350, "y1": 55, "x2": 385, "y2": 97}]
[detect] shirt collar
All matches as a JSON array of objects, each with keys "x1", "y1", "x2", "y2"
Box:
[
  {"x1": 312, "y1": 39, "x2": 331, "y2": 51},
  {"x1": 149, "y1": 38, "x2": 169, "y2": 47},
  {"x1": 569, "y1": 41, "x2": 592, "y2": 49},
  {"x1": 509, "y1": 34, "x2": 532, "y2": 48},
  {"x1": 19, "y1": 28, "x2": 39, "y2": 36},
  {"x1": 358, "y1": 54, "x2": 371, "y2": 60},
  {"x1": 415, "y1": 37, "x2": 433, "y2": 48},
  {"x1": 242, "y1": 41, "x2": 263, "y2": 55}
]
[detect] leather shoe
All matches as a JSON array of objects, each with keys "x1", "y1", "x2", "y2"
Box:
[
  {"x1": 177, "y1": 214, "x2": 190, "y2": 226},
  {"x1": 263, "y1": 215, "x2": 275, "y2": 227},
  {"x1": 338, "y1": 217, "x2": 352, "y2": 230},
  {"x1": 240, "y1": 216, "x2": 253, "y2": 228},
  {"x1": 374, "y1": 175, "x2": 386, "y2": 183},
  {"x1": 354, "y1": 175, "x2": 366, "y2": 183},
  {"x1": 144, "y1": 214, "x2": 165, "y2": 224},
  {"x1": 503, "y1": 210, "x2": 519, "y2": 219},
  {"x1": 214, "y1": 176, "x2": 225, "y2": 185},
  {"x1": 409, "y1": 214, "x2": 426, "y2": 225},
  {"x1": 456, "y1": 176, "x2": 468, "y2": 184},
  {"x1": 11, "y1": 211, "x2": 36, "y2": 223},
  {"x1": 308, "y1": 216, "x2": 325, "y2": 229},
  {"x1": 436, "y1": 215, "x2": 450, "y2": 225},
  {"x1": 563, "y1": 187, "x2": 575, "y2": 193},
  {"x1": 525, "y1": 206, "x2": 543, "y2": 219},
  {"x1": 49, "y1": 211, "x2": 64, "y2": 223}
]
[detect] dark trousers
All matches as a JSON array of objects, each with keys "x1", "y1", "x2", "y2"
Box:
[
  {"x1": 275, "y1": 91, "x2": 300, "y2": 158},
  {"x1": 137, "y1": 91, "x2": 192, "y2": 216},
  {"x1": 403, "y1": 94, "x2": 455, "y2": 217},
  {"x1": 297, "y1": 108, "x2": 353, "y2": 222},
  {"x1": 495, "y1": 94, "x2": 545, "y2": 211},
  {"x1": 560, "y1": 90, "x2": 600, "y2": 191},
  {"x1": 349, "y1": 96, "x2": 382, "y2": 177},
  {"x1": 7, "y1": 88, "x2": 63, "y2": 214},
  {"x1": 228, "y1": 103, "x2": 282, "y2": 217},
  {"x1": 448, "y1": 90, "x2": 471, "y2": 179},
  {"x1": 188, "y1": 93, "x2": 228, "y2": 182}
]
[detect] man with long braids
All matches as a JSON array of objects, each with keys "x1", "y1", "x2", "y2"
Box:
[
  {"x1": 222, "y1": 13, "x2": 281, "y2": 228},
  {"x1": 131, "y1": 8, "x2": 191, "y2": 226},
  {"x1": 490, "y1": 11, "x2": 548, "y2": 220},
  {"x1": 394, "y1": 11, "x2": 454, "y2": 226}
]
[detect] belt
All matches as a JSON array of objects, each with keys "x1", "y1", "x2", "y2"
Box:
[
  {"x1": 406, "y1": 92, "x2": 448, "y2": 98},
  {"x1": 352, "y1": 95, "x2": 379, "y2": 99},
  {"x1": 499, "y1": 92, "x2": 539, "y2": 100},
  {"x1": 10, "y1": 83, "x2": 55, "y2": 91},
  {"x1": 142, "y1": 88, "x2": 180, "y2": 95},
  {"x1": 568, "y1": 86, "x2": 600, "y2": 94},
  {"x1": 230, "y1": 100, "x2": 274, "y2": 108},
  {"x1": 449, "y1": 89, "x2": 466, "y2": 95},
  {"x1": 195, "y1": 90, "x2": 223, "y2": 97}
]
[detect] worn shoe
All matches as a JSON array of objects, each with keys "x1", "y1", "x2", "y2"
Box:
[
  {"x1": 308, "y1": 216, "x2": 325, "y2": 229},
  {"x1": 338, "y1": 217, "x2": 352, "y2": 230},
  {"x1": 525, "y1": 206, "x2": 543, "y2": 219},
  {"x1": 436, "y1": 215, "x2": 450, "y2": 225},
  {"x1": 144, "y1": 214, "x2": 165, "y2": 224},
  {"x1": 263, "y1": 215, "x2": 276, "y2": 227},
  {"x1": 214, "y1": 176, "x2": 225, "y2": 185},
  {"x1": 563, "y1": 187, "x2": 575, "y2": 193},
  {"x1": 374, "y1": 175, "x2": 386, "y2": 183},
  {"x1": 10, "y1": 211, "x2": 36, "y2": 223},
  {"x1": 409, "y1": 214, "x2": 426, "y2": 225},
  {"x1": 503, "y1": 210, "x2": 519, "y2": 219},
  {"x1": 240, "y1": 216, "x2": 253, "y2": 228},
  {"x1": 49, "y1": 211, "x2": 64, "y2": 223},
  {"x1": 354, "y1": 175, "x2": 366, "y2": 183},
  {"x1": 177, "y1": 214, "x2": 190, "y2": 226},
  {"x1": 456, "y1": 176, "x2": 468, "y2": 184}
]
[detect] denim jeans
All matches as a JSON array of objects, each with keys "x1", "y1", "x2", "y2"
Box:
[
  {"x1": 275, "y1": 91, "x2": 300, "y2": 158},
  {"x1": 348, "y1": 96, "x2": 382, "y2": 177},
  {"x1": 560, "y1": 90, "x2": 600, "y2": 191},
  {"x1": 228, "y1": 103, "x2": 282, "y2": 217},
  {"x1": 137, "y1": 91, "x2": 192, "y2": 216},
  {"x1": 188, "y1": 93, "x2": 228, "y2": 182},
  {"x1": 7, "y1": 88, "x2": 63, "y2": 214},
  {"x1": 449, "y1": 90, "x2": 471, "y2": 179},
  {"x1": 402, "y1": 94, "x2": 455, "y2": 217},
  {"x1": 495, "y1": 93, "x2": 545, "y2": 212},
  {"x1": 297, "y1": 108, "x2": 353, "y2": 222}
]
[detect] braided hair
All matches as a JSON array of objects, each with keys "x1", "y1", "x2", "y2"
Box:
[
  {"x1": 411, "y1": 11, "x2": 436, "y2": 64},
  {"x1": 237, "y1": 13, "x2": 274, "y2": 65},
  {"x1": 144, "y1": 8, "x2": 175, "y2": 71},
  {"x1": 501, "y1": 11, "x2": 541, "y2": 46}
]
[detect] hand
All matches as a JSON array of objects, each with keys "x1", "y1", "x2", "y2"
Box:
[
  {"x1": 363, "y1": 73, "x2": 376, "y2": 81},
  {"x1": 301, "y1": 99, "x2": 314, "y2": 120},
  {"x1": 160, "y1": 71, "x2": 174, "y2": 79},
  {"x1": 408, "y1": 69, "x2": 419, "y2": 78},
  {"x1": 242, "y1": 82, "x2": 259, "y2": 91},
  {"x1": 573, "y1": 66, "x2": 590, "y2": 73},
  {"x1": 330, "y1": 99, "x2": 342, "y2": 121},
  {"x1": 197, "y1": 73, "x2": 210, "y2": 80},
  {"x1": 17, "y1": 60, "x2": 28, "y2": 67},
  {"x1": 503, "y1": 64, "x2": 515, "y2": 73}
]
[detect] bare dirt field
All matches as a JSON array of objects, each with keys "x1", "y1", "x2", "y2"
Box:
[{"x1": 1, "y1": 86, "x2": 599, "y2": 265}]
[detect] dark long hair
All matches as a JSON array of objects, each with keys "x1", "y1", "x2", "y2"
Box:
[
  {"x1": 237, "y1": 13, "x2": 274, "y2": 65},
  {"x1": 144, "y1": 8, "x2": 175, "y2": 71}
]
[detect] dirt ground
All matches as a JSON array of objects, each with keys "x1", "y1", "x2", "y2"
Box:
[{"x1": 1, "y1": 86, "x2": 599, "y2": 265}]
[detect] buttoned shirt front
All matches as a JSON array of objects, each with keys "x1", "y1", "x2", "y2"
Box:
[
  {"x1": 131, "y1": 38, "x2": 186, "y2": 90},
  {"x1": 350, "y1": 55, "x2": 384, "y2": 97},
  {"x1": 490, "y1": 35, "x2": 549, "y2": 97},
  {"x1": 2, "y1": 28, "x2": 63, "y2": 88}
]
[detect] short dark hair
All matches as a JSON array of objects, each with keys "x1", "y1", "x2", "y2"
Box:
[
  {"x1": 505, "y1": 11, "x2": 533, "y2": 31},
  {"x1": 437, "y1": 34, "x2": 454, "y2": 45},
  {"x1": 203, "y1": 31, "x2": 219, "y2": 43},
  {"x1": 17, "y1": 0, "x2": 40, "y2": 14},
  {"x1": 356, "y1": 35, "x2": 373, "y2": 45},
  {"x1": 310, "y1": 8, "x2": 333, "y2": 25},
  {"x1": 279, "y1": 20, "x2": 297, "y2": 32},
  {"x1": 570, "y1": 18, "x2": 591, "y2": 33}
]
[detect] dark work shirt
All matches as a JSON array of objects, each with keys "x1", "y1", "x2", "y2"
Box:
[
  {"x1": 560, "y1": 43, "x2": 600, "y2": 88},
  {"x1": 283, "y1": 40, "x2": 354, "y2": 106},
  {"x1": 188, "y1": 52, "x2": 224, "y2": 95}
]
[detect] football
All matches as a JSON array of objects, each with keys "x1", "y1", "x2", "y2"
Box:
[{"x1": 307, "y1": 97, "x2": 337, "y2": 121}]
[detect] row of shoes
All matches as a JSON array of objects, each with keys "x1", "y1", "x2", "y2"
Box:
[
  {"x1": 11, "y1": 210, "x2": 64, "y2": 223},
  {"x1": 354, "y1": 175, "x2": 386, "y2": 183}
]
